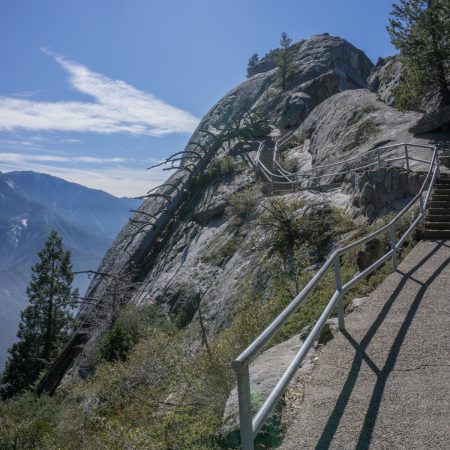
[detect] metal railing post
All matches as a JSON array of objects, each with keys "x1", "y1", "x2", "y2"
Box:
[
  {"x1": 436, "y1": 148, "x2": 441, "y2": 178},
  {"x1": 389, "y1": 225, "x2": 398, "y2": 272},
  {"x1": 404, "y1": 144, "x2": 410, "y2": 171},
  {"x1": 377, "y1": 148, "x2": 381, "y2": 167},
  {"x1": 333, "y1": 257, "x2": 345, "y2": 330},
  {"x1": 233, "y1": 363, "x2": 254, "y2": 450},
  {"x1": 419, "y1": 194, "x2": 425, "y2": 235}
]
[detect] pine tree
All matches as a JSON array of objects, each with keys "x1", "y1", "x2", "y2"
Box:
[
  {"x1": 387, "y1": 0, "x2": 450, "y2": 109},
  {"x1": 1, "y1": 231, "x2": 77, "y2": 396},
  {"x1": 277, "y1": 32, "x2": 294, "y2": 91},
  {"x1": 246, "y1": 53, "x2": 259, "y2": 78}
]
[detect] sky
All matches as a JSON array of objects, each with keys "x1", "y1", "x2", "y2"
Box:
[{"x1": 0, "y1": 0, "x2": 398, "y2": 197}]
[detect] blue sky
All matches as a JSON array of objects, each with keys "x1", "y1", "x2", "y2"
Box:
[{"x1": 0, "y1": 0, "x2": 398, "y2": 197}]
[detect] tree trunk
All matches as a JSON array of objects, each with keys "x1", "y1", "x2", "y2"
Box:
[{"x1": 42, "y1": 259, "x2": 55, "y2": 363}]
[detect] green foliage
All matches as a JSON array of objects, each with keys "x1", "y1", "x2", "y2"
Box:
[
  {"x1": 343, "y1": 119, "x2": 379, "y2": 152},
  {"x1": 99, "y1": 305, "x2": 169, "y2": 362},
  {"x1": 207, "y1": 155, "x2": 236, "y2": 179},
  {"x1": 202, "y1": 236, "x2": 239, "y2": 266},
  {"x1": 1, "y1": 231, "x2": 77, "y2": 397},
  {"x1": 0, "y1": 209, "x2": 421, "y2": 450},
  {"x1": 247, "y1": 52, "x2": 259, "y2": 78},
  {"x1": 0, "y1": 393, "x2": 60, "y2": 449},
  {"x1": 190, "y1": 156, "x2": 239, "y2": 191},
  {"x1": 346, "y1": 106, "x2": 375, "y2": 127},
  {"x1": 276, "y1": 32, "x2": 295, "y2": 91},
  {"x1": 258, "y1": 198, "x2": 355, "y2": 257},
  {"x1": 174, "y1": 294, "x2": 201, "y2": 329},
  {"x1": 392, "y1": 65, "x2": 423, "y2": 110},
  {"x1": 387, "y1": 0, "x2": 450, "y2": 107},
  {"x1": 227, "y1": 183, "x2": 262, "y2": 221}
]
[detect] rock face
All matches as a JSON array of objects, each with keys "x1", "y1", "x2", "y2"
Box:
[
  {"x1": 342, "y1": 167, "x2": 426, "y2": 219},
  {"x1": 367, "y1": 56, "x2": 403, "y2": 107},
  {"x1": 285, "y1": 89, "x2": 421, "y2": 175},
  {"x1": 410, "y1": 105, "x2": 450, "y2": 134},
  {"x1": 248, "y1": 34, "x2": 373, "y2": 129}
]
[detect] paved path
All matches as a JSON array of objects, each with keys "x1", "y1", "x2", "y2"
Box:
[{"x1": 280, "y1": 240, "x2": 450, "y2": 450}]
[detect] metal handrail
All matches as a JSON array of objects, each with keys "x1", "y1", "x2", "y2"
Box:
[
  {"x1": 258, "y1": 138, "x2": 433, "y2": 187},
  {"x1": 234, "y1": 142, "x2": 439, "y2": 450}
]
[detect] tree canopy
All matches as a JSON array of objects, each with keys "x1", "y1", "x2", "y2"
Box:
[
  {"x1": 277, "y1": 32, "x2": 294, "y2": 91},
  {"x1": 387, "y1": 0, "x2": 450, "y2": 109},
  {"x1": 246, "y1": 53, "x2": 259, "y2": 78},
  {"x1": 1, "y1": 231, "x2": 77, "y2": 397}
]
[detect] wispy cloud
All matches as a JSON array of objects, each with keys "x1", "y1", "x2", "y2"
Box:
[
  {"x1": 0, "y1": 152, "x2": 127, "y2": 164},
  {"x1": 0, "y1": 152, "x2": 167, "y2": 197},
  {"x1": 0, "y1": 50, "x2": 199, "y2": 136}
]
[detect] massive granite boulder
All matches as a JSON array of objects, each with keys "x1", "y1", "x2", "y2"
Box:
[{"x1": 43, "y1": 35, "x2": 437, "y2": 395}]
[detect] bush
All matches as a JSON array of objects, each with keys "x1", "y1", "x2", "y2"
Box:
[
  {"x1": 393, "y1": 66, "x2": 422, "y2": 111},
  {"x1": 343, "y1": 119, "x2": 379, "y2": 152},
  {"x1": 227, "y1": 184, "x2": 261, "y2": 221},
  {"x1": 207, "y1": 156, "x2": 235, "y2": 179},
  {"x1": 98, "y1": 305, "x2": 166, "y2": 362}
]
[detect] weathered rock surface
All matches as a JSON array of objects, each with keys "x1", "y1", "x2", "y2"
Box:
[
  {"x1": 248, "y1": 34, "x2": 373, "y2": 129},
  {"x1": 410, "y1": 105, "x2": 450, "y2": 134},
  {"x1": 295, "y1": 89, "x2": 421, "y2": 171},
  {"x1": 342, "y1": 167, "x2": 426, "y2": 219},
  {"x1": 367, "y1": 55, "x2": 403, "y2": 107}
]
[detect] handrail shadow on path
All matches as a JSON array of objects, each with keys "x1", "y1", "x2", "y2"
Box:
[{"x1": 314, "y1": 240, "x2": 450, "y2": 450}]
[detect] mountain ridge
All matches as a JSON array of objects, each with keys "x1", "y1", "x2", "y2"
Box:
[{"x1": 0, "y1": 171, "x2": 139, "y2": 370}]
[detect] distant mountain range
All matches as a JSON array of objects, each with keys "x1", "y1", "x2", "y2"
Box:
[{"x1": 0, "y1": 171, "x2": 139, "y2": 371}]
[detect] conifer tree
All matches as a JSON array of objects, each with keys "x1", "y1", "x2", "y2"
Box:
[
  {"x1": 387, "y1": 0, "x2": 450, "y2": 109},
  {"x1": 1, "y1": 231, "x2": 77, "y2": 396},
  {"x1": 246, "y1": 53, "x2": 259, "y2": 78},
  {"x1": 277, "y1": 32, "x2": 294, "y2": 91}
]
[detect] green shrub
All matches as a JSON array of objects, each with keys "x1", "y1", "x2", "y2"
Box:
[
  {"x1": 202, "y1": 236, "x2": 239, "y2": 266},
  {"x1": 393, "y1": 66, "x2": 422, "y2": 111},
  {"x1": 227, "y1": 184, "x2": 262, "y2": 220},
  {"x1": 343, "y1": 119, "x2": 379, "y2": 152},
  {"x1": 98, "y1": 305, "x2": 166, "y2": 362},
  {"x1": 207, "y1": 156, "x2": 235, "y2": 179}
]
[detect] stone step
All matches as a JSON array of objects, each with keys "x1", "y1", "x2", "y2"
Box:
[
  {"x1": 426, "y1": 214, "x2": 450, "y2": 222},
  {"x1": 425, "y1": 222, "x2": 450, "y2": 230},
  {"x1": 432, "y1": 195, "x2": 450, "y2": 201},
  {"x1": 427, "y1": 208, "x2": 450, "y2": 216},
  {"x1": 423, "y1": 229, "x2": 450, "y2": 239},
  {"x1": 432, "y1": 189, "x2": 450, "y2": 195},
  {"x1": 428, "y1": 201, "x2": 450, "y2": 208}
]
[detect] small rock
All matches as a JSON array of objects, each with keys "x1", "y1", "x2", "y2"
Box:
[{"x1": 346, "y1": 296, "x2": 368, "y2": 314}]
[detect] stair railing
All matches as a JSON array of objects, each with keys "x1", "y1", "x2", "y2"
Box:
[
  {"x1": 256, "y1": 137, "x2": 435, "y2": 188},
  {"x1": 235, "y1": 143, "x2": 439, "y2": 450}
]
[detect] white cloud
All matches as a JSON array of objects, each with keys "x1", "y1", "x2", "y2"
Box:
[
  {"x1": 0, "y1": 152, "x2": 127, "y2": 164},
  {"x1": 0, "y1": 152, "x2": 168, "y2": 197},
  {"x1": 0, "y1": 50, "x2": 199, "y2": 136},
  {"x1": 0, "y1": 160, "x2": 167, "y2": 197}
]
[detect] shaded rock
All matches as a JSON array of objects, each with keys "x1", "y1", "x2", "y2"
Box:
[
  {"x1": 356, "y1": 238, "x2": 385, "y2": 272},
  {"x1": 221, "y1": 334, "x2": 316, "y2": 447},
  {"x1": 410, "y1": 106, "x2": 450, "y2": 134},
  {"x1": 342, "y1": 167, "x2": 426, "y2": 219}
]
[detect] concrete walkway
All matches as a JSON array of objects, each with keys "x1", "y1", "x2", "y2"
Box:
[{"x1": 280, "y1": 240, "x2": 450, "y2": 450}]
